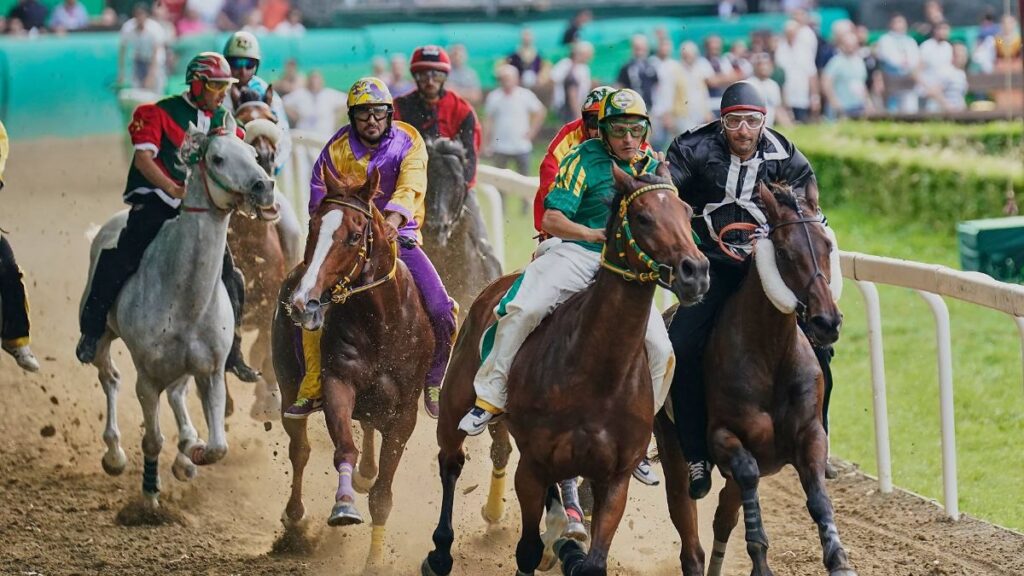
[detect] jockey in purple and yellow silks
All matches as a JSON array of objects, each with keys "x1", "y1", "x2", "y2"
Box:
[{"x1": 285, "y1": 77, "x2": 456, "y2": 420}]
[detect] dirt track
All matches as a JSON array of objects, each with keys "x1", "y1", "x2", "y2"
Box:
[{"x1": 1, "y1": 137, "x2": 1022, "y2": 576}]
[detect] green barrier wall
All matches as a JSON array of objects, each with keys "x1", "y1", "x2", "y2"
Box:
[{"x1": 0, "y1": 8, "x2": 849, "y2": 140}]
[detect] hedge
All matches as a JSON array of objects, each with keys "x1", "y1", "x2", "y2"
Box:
[
  {"x1": 814, "y1": 121, "x2": 1023, "y2": 157},
  {"x1": 788, "y1": 125, "x2": 1023, "y2": 228}
]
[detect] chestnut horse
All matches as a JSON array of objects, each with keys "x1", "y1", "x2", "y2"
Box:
[
  {"x1": 654, "y1": 182, "x2": 853, "y2": 576},
  {"x1": 422, "y1": 163, "x2": 710, "y2": 576},
  {"x1": 421, "y1": 137, "x2": 502, "y2": 318},
  {"x1": 227, "y1": 86, "x2": 303, "y2": 419},
  {"x1": 271, "y1": 167, "x2": 434, "y2": 571}
]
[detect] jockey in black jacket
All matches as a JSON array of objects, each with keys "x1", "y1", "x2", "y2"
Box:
[{"x1": 665, "y1": 80, "x2": 837, "y2": 499}]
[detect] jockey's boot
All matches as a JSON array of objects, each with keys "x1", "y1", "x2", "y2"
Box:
[
  {"x1": 458, "y1": 405, "x2": 500, "y2": 436},
  {"x1": 284, "y1": 396, "x2": 324, "y2": 419},
  {"x1": 688, "y1": 460, "x2": 713, "y2": 500},
  {"x1": 75, "y1": 333, "x2": 100, "y2": 364},
  {"x1": 3, "y1": 342, "x2": 39, "y2": 373},
  {"x1": 225, "y1": 331, "x2": 260, "y2": 383},
  {"x1": 423, "y1": 385, "x2": 441, "y2": 419},
  {"x1": 632, "y1": 457, "x2": 660, "y2": 486}
]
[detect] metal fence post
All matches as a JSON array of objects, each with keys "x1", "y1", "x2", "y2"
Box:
[{"x1": 855, "y1": 280, "x2": 893, "y2": 494}]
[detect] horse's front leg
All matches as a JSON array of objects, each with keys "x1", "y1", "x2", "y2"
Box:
[
  {"x1": 795, "y1": 423, "x2": 858, "y2": 576},
  {"x1": 422, "y1": 417, "x2": 468, "y2": 576},
  {"x1": 191, "y1": 370, "x2": 230, "y2": 465},
  {"x1": 712, "y1": 428, "x2": 771, "y2": 576},
  {"x1": 354, "y1": 420, "x2": 379, "y2": 494},
  {"x1": 322, "y1": 372, "x2": 363, "y2": 526},
  {"x1": 513, "y1": 462, "x2": 548, "y2": 576},
  {"x1": 167, "y1": 376, "x2": 201, "y2": 482},
  {"x1": 135, "y1": 374, "x2": 164, "y2": 508},
  {"x1": 96, "y1": 334, "x2": 127, "y2": 477},
  {"x1": 654, "y1": 414, "x2": 705, "y2": 575},
  {"x1": 365, "y1": 409, "x2": 417, "y2": 571},
  {"x1": 557, "y1": 471, "x2": 632, "y2": 576}
]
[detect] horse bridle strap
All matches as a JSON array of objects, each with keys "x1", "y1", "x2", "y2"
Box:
[
  {"x1": 182, "y1": 158, "x2": 238, "y2": 213},
  {"x1": 319, "y1": 197, "x2": 399, "y2": 305},
  {"x1": 600, "y1": 183, "x2": 680, "y2": 290}
]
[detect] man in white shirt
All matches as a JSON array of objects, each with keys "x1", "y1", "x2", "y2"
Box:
[
  {"x1": 483, "y1": 64, "x2": 546, "y2": 176},
  {"x1": 748, "y1": 54, "x2": 789, "y2": 127},
  {"x1": 283, "y1": 70, "x2": 347, "y2": 139},
  {"x1": 774, "y1": 19, "x2": 819, "y2": 122},
  {"x1": 118, "y1": 4, "x2": 167, "y2": 96},
  {"x1": 549, "y1": 41, "x2": 594, "y2": 124},
  {"x1": 875, "y1": 13, "x2": 921, "y2": 113}
]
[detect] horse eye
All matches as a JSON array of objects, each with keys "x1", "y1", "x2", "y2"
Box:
[
  {"x1": 212, "y1": 154, "x2": 225, "y2": 166},
  {"x1": 775, "y1": 247, "x2": 789, "y2": 261},
  {"x1": 348, "y1": 232, "x2": 363, "y2": 245},
  {"x1": 635, "y1": 212, "x2": 654, "y2": 227}
]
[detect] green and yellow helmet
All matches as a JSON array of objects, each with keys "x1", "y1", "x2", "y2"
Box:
[
  {"x1": 598, "y1": 88, "x2": 650, "y2": 123},
  {"x1": 347, "y1": 77, "x2": 394, "y2": 108},
  {"x1": 582, "y1": 85, "x2": 615, "y2": 116},
  {"x1": 223, "y1": 31, "x2": 261, "y2": 61}
]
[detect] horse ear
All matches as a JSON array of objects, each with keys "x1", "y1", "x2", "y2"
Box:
[
  {"x1": 180, "y1": 122, "x2": 208, "y2": 165},
  {"x1": 222, "y1": 112, "x2": 238, "y2": 136},
  {"x1": 655, "y1": 159, "x2": 671, "y2": 180},
  {"x1": 322, "y1": 165, "x2": 345, "y2": 197},
  {"x1": 264, "y1": 84, "x2": 275, "y2": 107},
  {"x1": 803, "y1": 178, "x2": 820, "y2": 212},
  {"x1": 361, "y1": 167, "x2": 382, "y2": 202},
  {"x1": 610, "y1": 163, "x2": 632, "y2": 194},
  {"x1": 757, "y1": 181, "x2": 782, "y2": 222}
]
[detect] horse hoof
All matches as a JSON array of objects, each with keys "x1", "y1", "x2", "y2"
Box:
[
  {"x1": 101, "y1": 448, "x2": 127, "y2": 476},
  {"x1": 564, "y1": 520, "x2": 589, "y2": 543},
  {"x1": 281, "y1": 506, "x2": 307, "y2": 528},
  {"x1": 830, "y1": 570, "x2": 858, "y2": 576},
  {"x1": 327, "y1": 501, "x2": 364, "y2": 527},
  {"x1": 537, "y1": 547, "x2": 557, "y2": 572},
  {"x1": 421, "y1": 557, "x2": 446, "y2": 576},
  {"x1": 143, "y1": 490, "x2": 160, "y2": 509},
  {"x1": 353, "y1": 471, "x2": 377, "y2": 494},
  {"x1": 172, "y1": 453, "x2": 198, "y2": 482},
  {"x1": 481, "y1": 504, "x2": 504, "y2": 525},
  {"x1": 188, "y1": 442, "x2": 208, "y2": 466}
]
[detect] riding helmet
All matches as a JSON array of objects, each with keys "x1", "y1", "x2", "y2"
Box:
[
  {"x1": 223, "y1": 31, "x2": 262, "y2": 63},
  {"x1": 582, "y1": 85, "x2": 615, "y2": 116},
  {"x1": 346, "y1": 77, "x2": 394, "y2": 108},
  {"x1": 186, "y1": 52, "x2": 238, "y2": 106},
  {"x1": 410, "y1": 45, "x2": 452, "y2": 74},
  {"x1": 720, "y1": 80, "x2": 768, "y2": 115},
  {"x1": 598, "y1": 88, "x2": 650, "y2": 124}
]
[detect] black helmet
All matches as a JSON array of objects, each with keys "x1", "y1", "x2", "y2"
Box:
[{"x1": 720, "y1": 81, "x2": 767, "y2": 115}]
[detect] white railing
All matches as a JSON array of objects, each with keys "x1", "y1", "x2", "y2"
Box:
[{"x1": 285, "y1": 133, "x2": 1024, "y2": 521}]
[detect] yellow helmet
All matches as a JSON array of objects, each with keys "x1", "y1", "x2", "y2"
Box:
[
  {"x1": 598, "y1": 88, "x2": 650, "y2": 123},
  {"x1": 347, "y1": 77, "x2": 394, "y2": 109}
]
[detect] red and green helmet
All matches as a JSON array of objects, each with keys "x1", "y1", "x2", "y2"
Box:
[
  {"x1": 186, "y1": 52, "x2": 237, "y2": 86},
  {"x1": 582, "y1": 85, "x2": 615, "y2": 116}
]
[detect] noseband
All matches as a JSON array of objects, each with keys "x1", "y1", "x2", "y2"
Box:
[
  {"x1": 317, "y1": 197, "x2": 397, "y2": 305},
  {"x1": 600, "y1": 183, "x2": 681, "y2": 290}
]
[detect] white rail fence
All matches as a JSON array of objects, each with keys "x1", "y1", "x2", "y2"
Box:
[{"x1": 285, "y1": 130, "x2": 1024, "y2": 521}]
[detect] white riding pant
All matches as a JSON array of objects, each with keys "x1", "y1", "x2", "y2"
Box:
[{"x1": 473, "y1": 241, "x2": 674, "y2": 413}]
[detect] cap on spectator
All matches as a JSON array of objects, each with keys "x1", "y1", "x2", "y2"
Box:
[
  {"x1": 720, "y1": 81, "x2": 767, "y2": 114},
  {"x1": 410, "y1": 45, "x2": 452, "y2": 74}
]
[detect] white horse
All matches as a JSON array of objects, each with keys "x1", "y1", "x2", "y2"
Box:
[{"x1": 81, "y1": 116, "x2": 275, "y2": 507}]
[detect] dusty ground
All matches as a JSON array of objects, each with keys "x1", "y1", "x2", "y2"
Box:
[{"x1": 1, "y1": 137, "x2": 1022, "y2": 576}]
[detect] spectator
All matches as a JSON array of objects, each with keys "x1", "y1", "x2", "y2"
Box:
[
  {"x1": 727, "y1": 39, "x2": 754, "y2": 79},
  {"x1": 372, "y1": 56, "x2": 389, "y2": 83},
  {"x1": 702, "y1": 35, "x2": 737, "y2": 115},
  {"x1": 6, "y1": 0, "x2": 47, "y2": 32},
  {"x1": 151, "y1": 1, "x2": 177, "y2": 41},
  {"x1": 216, "y1": 0, "x2": 256, "y2": 31},
  {"x1": 875, "y1": 13, "x2": 921, "y2": 113},
  {"x1": 561, "y1": 9, "x2": 591, "y2": 45},
  {"x1": 159, "y1": 0, "x2": 187, "y2": 24},
  {"x1": 649, "y1": 36, "x2": 677, "y2": 148},
  {"x1": 387, "y1": 54, "x2": 415, "y2": 97},
  {"x1": 176, "y1": 7, "x2": 210, "y2": 36},
  {"x1": 790, "y1": 8, "x2": 819, "y2": 58},
  {"x1": 922, "y1": 42, "x2": 969, "y2": 112},
  {"x1": 821, "y1": 32, "x2": 870, "y2": 119},
  {"x1": 718, "y1": 0, "x2": 743, "y2": 19},
  {"x1": 273, "y1": 58, "x2": 305, "y2": 97},
  {"x1": 676, "y1": 41, "x2": 714, "y2": 131},
  {"x1": 918, "y1": 21, "x2": 953, "y2": 85},
  {"x1": 774, "y1": 20, "x2": 819, "y2": 122},
  {"x1": 912, "y1": 0, "x2": 945, "y2": 40},
  {"x1": 483, "y1": 64, "x2": 546, "y2": 177},
  {"x1": 283, "y1": 70, "x2": 346, "y2": 138},
  {"x1": 274, "y1": 8, "x2": 305, "y2": 36},
  {"x1": 978, "y1": 10, "x2": 1000, "y2": 42},
  {"x1": 549, "y1": 40, "x2": 594, "y2": 123},
  {"x1": 260, "y1": 0, "x2": 289, "y2": 30},
  {"x1": 48, "y1": 0, "x2": 88, "y2": 33},
  {"x1": 995, "y1": 14, "x2": 1022, "y2": 63},
  {"x1": 119, "y1": 3, "x2": 167, "y2": 95},
  {"x1": 185, "y1": 0, "x2": 223, "y2": 28},
  {"x1": 748, "y1": 54, "x2": 789, "y2": 126},
  {"x1": 446, "y1": 44, "x2": 482, "y2": 105},
  {"x1": 241, "y1": 8, "x2": 267, "y2": 34},
  {"x1": 5, "y1": 17, "x2": 27, "y2": 36},
  {"x1": 617, "y1": 34, "x2": 661, "y2": 110},
  {"x1": 507, "y1": 28, "x2": 544, "y2": 89}
]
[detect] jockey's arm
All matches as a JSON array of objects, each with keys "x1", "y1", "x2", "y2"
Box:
[
  {"x1": 459, "y1": 106, "x2": 482, "y2": 186},
  {"x1": 133, "y1": 150, "x2": 184, "y2": 199},
  {"x1": 541, "y1": 209, "x2": 605, "y2": 244},
  {"x1": 388, "y1": 126, "x2": 429, "y2": 229}
]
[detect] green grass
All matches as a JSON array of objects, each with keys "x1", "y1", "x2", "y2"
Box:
[{"x1": 477, "y1": 181, "x2": 1024, "y2": 531}]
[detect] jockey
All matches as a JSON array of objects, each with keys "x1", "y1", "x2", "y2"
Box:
[
  {"x1": 664, "y1": 80, "x2": 837, "y2": 499},
  {"x1": 76, "y1": 52, "x2": 260, "y2": 383},
  {"x1": 393, "y1": 45, "x2": 482, "y2": 190},
  {"x1": 222, "y1": 31, "x2": 292, "y2": 175},
  {"x1": 457, "y1": 88, "x2": 675, "y2": 473},
  {"x1": 284, "y1": 77, "x2": 457, "y2": 420},
  {"x1": 0, "y1": 119, "x2": 40, "y2": 372}
]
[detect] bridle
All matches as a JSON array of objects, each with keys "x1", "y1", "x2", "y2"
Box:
[
  {"x1": 181, "y1": 128, "x2": 242, "y2": 214},
  {"x1": 316, "y1": 197, "x2": 397, "y2": 305},
  {"x1": 599, "y1": 183, "x2": 682, "y2": 290}
]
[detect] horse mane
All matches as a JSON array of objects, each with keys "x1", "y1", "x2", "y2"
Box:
[
  {"x1": 765, "y1": 181, "x2": 802, "y2": 214},
  {"x1": 427, "y1": 137, "x2": 467, "y2": 163}
]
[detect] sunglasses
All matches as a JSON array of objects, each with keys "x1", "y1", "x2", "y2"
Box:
[
  {"x1": 722, "y1": 112, "x2": 766, "y2": 131},
  {"x1": 227, "y1": 57, "x2": 258, "y2": 70},
  {"x1": 604, "y1": 121, "x2": 648, "y2": 139},
  {"x1": 203, "y1": 81, "x2": 232, "y2": 95},
  {"x1": 352, "y1": 105, "x2": 391, "y2": 122},
  {"x1": 414, "y1": 70, "x2": 447, "y2": 82}
]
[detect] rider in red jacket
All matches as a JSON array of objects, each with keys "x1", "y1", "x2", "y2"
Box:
[{"x1": 393, "y1": 45, "x2": 482, "y2": 189}]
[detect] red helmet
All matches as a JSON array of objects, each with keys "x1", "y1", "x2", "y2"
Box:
[{"x1": 410, "y1": 45, "x2": 452, "y2": 74}]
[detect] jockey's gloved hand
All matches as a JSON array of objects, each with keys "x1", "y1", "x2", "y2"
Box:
[{"x1": 397, "y1": 236, "x2": 417, "y2": 250}]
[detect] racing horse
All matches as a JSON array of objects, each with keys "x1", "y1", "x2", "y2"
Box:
[
  {"x1": 654, "y1": 181, "x2": 853, "y2": 576},
  {"x1": 271, "y1": 167, "x2": 434, "y2": 571},
  {"x1": 226, "y1": 86, "x2": 303, "y2": 419},
  {"x1": 81, "y1": 117, "x2": 275, "y2": 507},
  {"x1": 420, "y1": 137, "x2": 502, "y2": 319},
  {"x1": 422, "y1": 163, "x2": 710, "y2": 576}
]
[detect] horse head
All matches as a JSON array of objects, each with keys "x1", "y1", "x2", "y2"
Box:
[
  {"x1": 608, "y1": 162, "x2": 710, "y2": 305},
  {"x1": 423, "y1": 137, "x2": 468, "y2": 248},
  {"x1": 235, "y1": 85, "x2": 281, "y2": 177},
  {"x1": 179, "y1": 114, "x2": 275, "y2": 216},
  {"x1": 289, "y1": 167, "x2": 385, "y2": 331},
  {"x1": 754, "y1": 180, "x2": 843, "y2": 346}
]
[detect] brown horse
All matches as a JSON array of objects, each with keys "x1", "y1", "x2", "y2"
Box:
[
  {"x1": 271, "y1": 167, "x2": 434, "y2": 571},
  {"x1": 422, "y1": 163, "x2": 710, "y2": 576},
  {"x1": 421, "y1": 137, "x2": 502, "y2": 318},
  {"x1": 227, "y1": 86, "x2": 302, "y2": 419},
  {"x1": 655, "y1": 181, "x2": 852, "y2": 576}
]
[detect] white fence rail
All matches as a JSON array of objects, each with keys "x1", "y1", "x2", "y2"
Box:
[{"x1": 286, "y1": 131, "x2": 1024, "y2": 521}]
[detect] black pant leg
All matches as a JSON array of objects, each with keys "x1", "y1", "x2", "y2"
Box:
[
  {"x1": 79, "y1": 200, "x2": 177, "y2": 337},
  {"x1": 0, "y1": 236, "x2": 31, "y2": 343},
  {"x1": 221, "y1": 246, "x2": 244, "y2": 328}
]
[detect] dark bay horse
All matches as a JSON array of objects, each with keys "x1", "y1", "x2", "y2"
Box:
[
  {"x1": 227, "y1": 86, "x2": 302, "y2": 419},
  {"x1": 422, "y1": 163, "x2": 710, "y2": 576},
  {"x1": 271, "y1": 167, "x2": 434, "y2": 571},
  {"x1": 654, "y1": 181, "x2": 853, "y2": 576},
  {"x1": 421, "y1": 137, "x2": 502, "y2": 318}
]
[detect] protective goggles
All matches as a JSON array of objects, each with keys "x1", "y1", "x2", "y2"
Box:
[
  {"x1": 203, "y1": 81, "x2": 233, "y2": 95},
  {"x1": 604, "y1": 120, "x2": 648, "y2": 139},
  {"x1": 722, "y1": 111, "x2": 766, "y2": 131},
  {"x1": 413, "y1": 70, "x2": 447, "y2": 82},
  {"x1": 227, "y1": 57, "x2": 258, "y2": 70},
  {"x1": 583, "y1": 113, "x2": 600, "y2": 133},
  {"x1": 352, "y1": 105, "x2": 391, "y2": 122}
]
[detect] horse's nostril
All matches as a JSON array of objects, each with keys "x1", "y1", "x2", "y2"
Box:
[
  {"x1": 252, "y1": 180, "x2": 266, "y2": 193},
  {"x1": 811, "y1": 314, "x2": 840, "y2": 334}
]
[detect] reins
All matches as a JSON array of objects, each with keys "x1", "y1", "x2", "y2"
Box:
[
  {"x1": 599, "y1": 183, "x2": 681, "y2": 290},
  {"x1": 317, "y1": 197, "x2": 398, "y2": 305}
]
